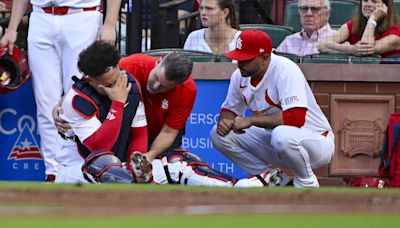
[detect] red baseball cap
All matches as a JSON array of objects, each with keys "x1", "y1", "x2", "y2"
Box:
[{"x1": 224, "y1": 29, "x2": 273, "y2": 61}]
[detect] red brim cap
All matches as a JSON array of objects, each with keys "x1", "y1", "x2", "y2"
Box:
[{"x1": 224, "y1": 50, "x2": 259, "y2": 61}]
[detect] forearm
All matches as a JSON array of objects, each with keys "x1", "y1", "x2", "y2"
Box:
[
  {"x1": 249, "y1": 111, "x2": 283, "y2": 129},
  {"x1": 319, "y1": 41, "x2": 353, "y2": 55},
  {"x1": 7, "y1": 0, "x2": 29, "y2": 31},
  {"x1": 360, "y1": 20, "x2": 377, "y2": 45},
  {"x1": 104, "y1": 0, "x2": 122, "y2": 27},
  {"x1": 146, "y1": 126, "x2": 179, "y2": 161}
]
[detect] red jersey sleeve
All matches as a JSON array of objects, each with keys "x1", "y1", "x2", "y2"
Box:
[{"x1": 282, "y1": 107, "x2": 307, "y2": 128}]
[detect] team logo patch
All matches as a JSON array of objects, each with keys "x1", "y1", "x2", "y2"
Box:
[
  {"x1": 161, "y1": 99, "x2": 169, "y2": 110},
  {"x1": 236, "y1": 37, "x2": 243, "y2": 49},
  {"x1": 8, "y1": 123, "x2": 43, "y2": 160},
  {"x1": 284, "y1": 96, "x2": 299, "y2": 105}
]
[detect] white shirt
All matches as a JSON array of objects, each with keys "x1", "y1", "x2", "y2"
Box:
[
  {"x1": 183, "y1": 28, "x2": 241, "y2": 53},
  {"x1": 221, "y1": 53, "x2": 332, "y2": 133},
  {"x1": 30, "y1": 0, "x2": 100, "y2": 8},
  {"x1": 61, "y1": 88, "x2": 147, "y2": 142},
  {"x1": 276, "y1": 24, "x2": 335, "y2": 56}
]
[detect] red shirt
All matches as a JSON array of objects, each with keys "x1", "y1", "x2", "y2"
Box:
[
  {"x1": 346, "y1": 20, "x2": 400, "y2": 58},
  {"x1": 119, "y1": 54, "x2": 197, "y2": 140}
]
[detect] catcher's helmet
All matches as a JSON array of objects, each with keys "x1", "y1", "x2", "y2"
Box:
[{"x1": 0, "y1": 45, "x2": 30, "y2": 94}]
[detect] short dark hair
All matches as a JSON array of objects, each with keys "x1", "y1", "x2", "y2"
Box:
[
  {"x1": 160, "y1": 53, "x2": 193, "y2": 84},
  {"x1": 77, "y1": 41, "x2": 120, "y2": 78}
]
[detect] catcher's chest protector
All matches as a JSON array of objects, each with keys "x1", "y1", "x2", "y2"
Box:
[{"x1": 72, "y1": 74, "x2": 140, "y2": 161}]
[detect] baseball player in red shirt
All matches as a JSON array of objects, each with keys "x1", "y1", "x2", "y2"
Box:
[
  {"x1": 210, "y1": 30, "x2": 335, "y2": 188},
  {"x1": 1, "y1": 0, "x2": 122, "y2": 181}
]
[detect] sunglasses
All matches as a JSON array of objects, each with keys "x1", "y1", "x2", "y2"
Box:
[{"x1": 298, "y1": 6, "x2": 327, "y2": 14}]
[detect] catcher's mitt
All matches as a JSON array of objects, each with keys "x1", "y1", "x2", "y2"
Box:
[{"x1": 130, "y1": 152, "x2": 153, "y2": 183}]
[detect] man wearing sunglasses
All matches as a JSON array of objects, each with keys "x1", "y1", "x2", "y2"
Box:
[{"x1": 276, "y1": 0, "x2": 335, "y2": 56}]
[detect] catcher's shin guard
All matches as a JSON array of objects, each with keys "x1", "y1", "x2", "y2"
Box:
[
  {"x1": 82, "y1": 150, "x2": 134, "y2": 183},
  {"x1": 234, "y1": 168, "x2": 292, "y2": 188},
  {"x1": 153, "y1": 149, "x2": 236, "y2": 187}
]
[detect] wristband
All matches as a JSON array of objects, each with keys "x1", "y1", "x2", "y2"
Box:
[{"x1": 368, "y1": 18, "x2": 377, "y2": 26}]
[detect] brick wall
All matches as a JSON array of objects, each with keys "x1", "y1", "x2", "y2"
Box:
[{"x1": 312, "y1": 81, "x2": 400, "y2": 121}]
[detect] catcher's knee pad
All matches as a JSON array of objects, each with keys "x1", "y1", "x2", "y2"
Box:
[{"x1": 82, "y1": 150, "x2": 133, "y2": 183}]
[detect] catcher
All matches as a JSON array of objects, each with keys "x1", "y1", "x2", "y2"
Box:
[
  {"x1": 55, "y1": 41, "x2": 148, "y2": 183},
  {"x1": 54, "y1": 41, "x2": 291, "y2": 187}
]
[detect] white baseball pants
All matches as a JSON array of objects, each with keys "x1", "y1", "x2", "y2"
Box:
[
  {"x1": 28, "y1": 10, "x2": 102, "y2": 177},
  {"x1": 210, "y1": 125, "x2": 334, "y2": 188}
]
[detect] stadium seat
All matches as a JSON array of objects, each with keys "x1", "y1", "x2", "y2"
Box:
[
  {"x1": 274, "y1": 51, "x2": 302, "y2": 63},
  {"x1": 143, "y1": 48, "x2": 228, "y2": 62},
  {"x1": 284, "y1": 0, "x2": 359, "y2": 32},
  {"x1": 395, "y1": 0, "x2": 400, "y2": 14},
  {"x1": 302, "y1": 53, "x2": 381, "y2": 64},
  {"x1": 239, "y1": 24, "x2": 294, "y2": 48}
]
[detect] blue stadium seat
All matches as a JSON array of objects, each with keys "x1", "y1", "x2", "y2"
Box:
[
  {"x1": 284, "y1": 0, "x2": 359, "y2": 32},
  {"x1": 239, "y1": 24, "x2": 294, "y2": 48}
]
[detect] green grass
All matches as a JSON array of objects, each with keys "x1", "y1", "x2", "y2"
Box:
[
  {"x1": 1, "y1": 181, "x2": 400, "y2": 194},
  {"x1": 1, "y1": 214, "x2": 400, "y2": 228}
]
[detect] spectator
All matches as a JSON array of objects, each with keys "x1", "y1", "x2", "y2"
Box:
[
  {"x1": 318, "y1": 0, "x2": 400, "y2": 57},
  {"x1": 210, "y1": 30, "x2": 335, "y2": 188},
  {"x1": 0, "y1": 0, "x2": 122, "y2": 181},
  {"x1": 183, "y1": 0, "x2": 240, "y2": 54},
  {"x1": 276, "y1": 0, "x2": 334, "y2": 56}
]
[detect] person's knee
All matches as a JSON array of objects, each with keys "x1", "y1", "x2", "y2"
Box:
[
  {"x1": 271, "y1": 125, "x2": 294, "y2": 152},
  {"x1": 210, "y1": 125, "x2": 221, "y2": 147}
]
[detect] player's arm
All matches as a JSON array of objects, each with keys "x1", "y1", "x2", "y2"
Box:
[
  {"x1": 100, "y1": 0, "x2": 122, "y2": 43},
  {"x1": 82, "y1": 101, "x2": 125, "y2": 151},
  {"x1": 145, "y1": 124, "x2": 180, "y2": 162},
  {"x1": 128, "y1": 100, "x2": 148, "y2": 154},
  {"x1": 234, "y1": 111, "x2": 283, "y2": 131},
  {"x1": 0, "y1": 0, "x2": 30, "y2": 53}
]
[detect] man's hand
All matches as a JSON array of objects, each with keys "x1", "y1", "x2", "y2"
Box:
[
  {"x1": 52, "y1": 97, "x2": 70, "y2": 134},
  {"x1": 100, "y1": 24, "x2": 116, "y2": 44},
  {"x1": 0, "y1": 30, "x2": 17, "y2": 54},
  {"x1": 232, "y1": 116, "x2": 252, "y2": 134},
  {"x1": 217, "y1": 118, "x2": 234, "y2": 136},
  {"x1": 98, "y1": 70, "x2": 131, "y2": 104}
]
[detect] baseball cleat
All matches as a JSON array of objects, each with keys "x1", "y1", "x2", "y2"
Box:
[{"x1": 256, "y1": 168, "x2": 292, "y2": 187}]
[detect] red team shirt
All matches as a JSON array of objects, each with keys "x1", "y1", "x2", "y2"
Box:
[
  {"x1": 119, "y1": 54, "x2": 197, "y2": 140},
  {"x1": 346, "y1": 20, "x2": 400, "y2": 58}
]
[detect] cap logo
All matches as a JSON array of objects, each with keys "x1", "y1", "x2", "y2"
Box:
[
  {"x1": 259, "y1": 48, "x2": 265, "y2": 53},
  {"x1": 236, "y1": 37, "x2": 243, "y2": 49}
]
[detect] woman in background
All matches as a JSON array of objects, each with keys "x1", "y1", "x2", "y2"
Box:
[
  {"x1": 183, "y1": 0, "x2": 240, "y2": 54},
  {"x1": 319, "y1": 0, "x2": 400, "y2": 57}
]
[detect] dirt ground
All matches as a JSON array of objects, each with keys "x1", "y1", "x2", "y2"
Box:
[{"x1": 1, "y1": 186, "x2": 400, "y2": 217}]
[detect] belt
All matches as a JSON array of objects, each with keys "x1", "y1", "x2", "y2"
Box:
[{"x1": 37, "y1": 6, "x2": 99, "y2": 15}]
